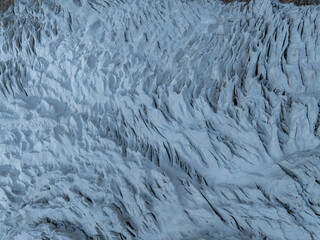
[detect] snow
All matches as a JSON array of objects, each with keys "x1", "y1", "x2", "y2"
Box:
[{"x1": 0, "y1": 0, "x2": 320, "y2": 239}]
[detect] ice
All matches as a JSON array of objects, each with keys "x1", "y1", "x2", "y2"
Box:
[{"x1": 0, "y1": 0, "x2": 320, "y2": 239}]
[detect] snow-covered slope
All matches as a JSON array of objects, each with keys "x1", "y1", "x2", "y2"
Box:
[{"x1": 1, "y1": 0, "x2": 320, "y2": 239}]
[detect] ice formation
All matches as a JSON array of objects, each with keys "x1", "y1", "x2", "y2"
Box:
[{"x1": 1, "y1": 0, "x2": 320, "y2": 239}]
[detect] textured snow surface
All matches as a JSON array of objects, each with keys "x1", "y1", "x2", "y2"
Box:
[{"x1": 1, "y1": 0, "x2": 320, "y2": 239}]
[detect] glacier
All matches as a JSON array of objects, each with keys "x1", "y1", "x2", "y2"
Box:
[{"x1": 1, "y1": 0, "x2": 320, "y2": 239}]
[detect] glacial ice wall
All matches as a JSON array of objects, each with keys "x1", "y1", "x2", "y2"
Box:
[{"x1": 1, "y1": 0, "x2": 320, "y2": 239}]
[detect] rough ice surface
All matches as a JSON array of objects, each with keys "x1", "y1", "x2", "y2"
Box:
[{"x1": 1, "y1": 0, "x2": 320, "y2": 239}]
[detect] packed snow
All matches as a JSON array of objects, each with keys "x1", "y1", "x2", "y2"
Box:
[{"x1": 1, "y1": 0, "x2": 320, "y2": 239}]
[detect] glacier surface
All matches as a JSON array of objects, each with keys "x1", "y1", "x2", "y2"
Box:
[{"x1": 1, "y1": 0, "x2": 320, "y2": 239}]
